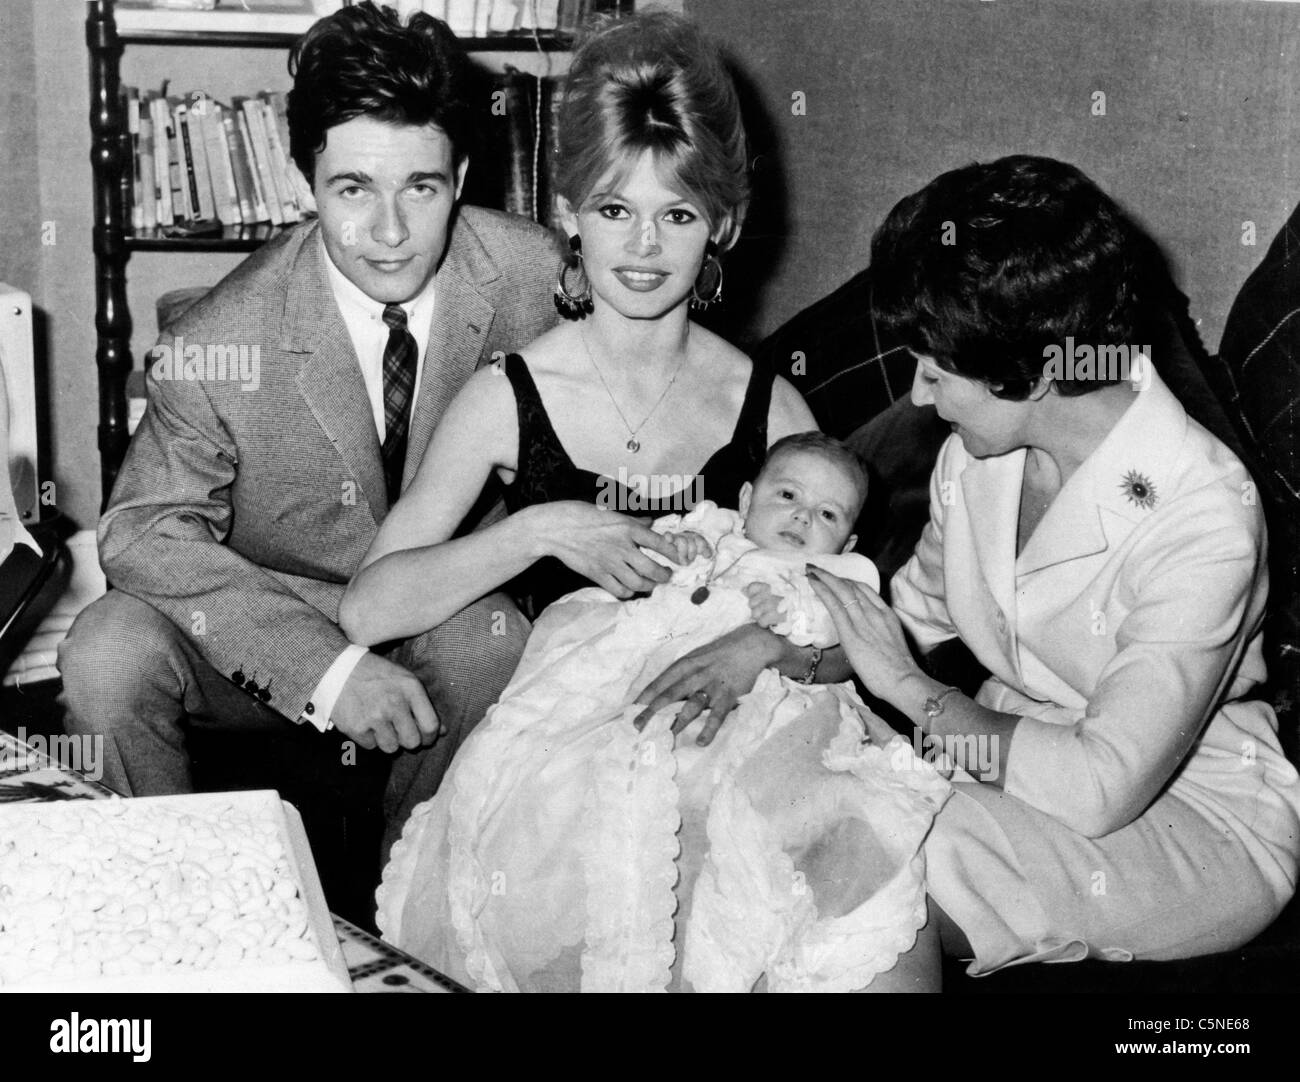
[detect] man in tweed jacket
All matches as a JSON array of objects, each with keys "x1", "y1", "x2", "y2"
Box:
[{"x1": 59, "y1": 4, "x2": 558, "y2": 839}]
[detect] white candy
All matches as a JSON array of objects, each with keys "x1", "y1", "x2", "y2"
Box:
[{"x1": 0, "y1": 799, "x2": 323, "y2": 987}]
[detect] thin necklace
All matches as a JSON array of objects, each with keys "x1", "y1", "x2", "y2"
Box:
[
  {"x1": 689, "y1": 548, "x2": 752, "y2": 605},
  {"x1": 578, "y1": 329, "x2": 689, "y2": 453}
]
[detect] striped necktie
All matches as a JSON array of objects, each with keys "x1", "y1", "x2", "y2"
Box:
[{"x1": 380, "y1": 303, "x2": 418, "y2": 505}]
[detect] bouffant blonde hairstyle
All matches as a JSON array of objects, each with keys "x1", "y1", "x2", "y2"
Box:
[{"x1": 553, "y1": 11, "x2": 749, "y2": 250}]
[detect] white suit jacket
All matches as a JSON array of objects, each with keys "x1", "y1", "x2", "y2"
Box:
[{"x1": 892, "y1": 366, "x2": 1300, "y2": 884}]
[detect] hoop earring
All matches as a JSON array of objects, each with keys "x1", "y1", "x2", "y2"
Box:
[
  {"x1": 554, "y1": 234, "x2": 593, "y2": 318},
  {"x1": 689, "y1": 241, "x2": 723, "y2": 312}
]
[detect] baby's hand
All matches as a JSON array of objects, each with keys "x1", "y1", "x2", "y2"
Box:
[
  {"x1": 666, "y1": 530, "x2": 713, "y2": 565},
  {"x1": 744, "y1": 582, "x2": 786, "y2": 630}
]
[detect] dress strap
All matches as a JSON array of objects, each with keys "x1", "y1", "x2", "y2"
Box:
[
  {"x1": 502, "y1": 353, "x2": 577, "y2": 480},
  {"x1": 732, "y1": 357, "x2": 776, "y2": 457}
]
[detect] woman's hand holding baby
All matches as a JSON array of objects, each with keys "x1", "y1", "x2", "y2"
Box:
[
  {"x1": 634, "y1": 624, "x2": 791, "y2": 745},
  {"x1": 527, "y1": 500, "x2": 681, "y2": 599}
]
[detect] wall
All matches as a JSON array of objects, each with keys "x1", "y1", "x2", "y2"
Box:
[
  {"x1": 0, "y1": 1, "x2": 42, "y2": 299},
  {"x1": 11, "y1": 0, "x2": 1299, "y2": 529},
  {"x1": 687, "y1": 0, "x2": 1300, "y2": 354}
]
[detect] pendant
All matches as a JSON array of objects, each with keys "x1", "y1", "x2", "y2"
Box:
[
  {"x1": 627, "y1": 438, "x2": 640, "y2": 453},
  {"x1": 690, "y1": 586, "x2": 710, "y2": 605}
]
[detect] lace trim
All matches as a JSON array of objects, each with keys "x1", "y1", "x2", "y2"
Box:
[
  {"x1": 580, "y1": 708, "x2": 681, "y2": 992},
  {"x1": 376, "y1": 688, "x2": 545, "y2": 992},
  {"x1": 685, "y1": 675, "x2": 951, "y2": 992}
]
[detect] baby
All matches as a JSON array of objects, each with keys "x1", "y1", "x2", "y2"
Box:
[
  {"x1": 378, "y1": 433, "x2": 948, "y2": 994},
  {"x1": 651, "y1": 430, "x2": 873, "y2": 653}
]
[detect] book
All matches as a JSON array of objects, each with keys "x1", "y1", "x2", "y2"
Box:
[
  {"x1": 237, "y1": 96, "x2": 286, "y2": 226},
  {"x1": 165, "y1": 97, "x2": 189, "y2": 223},
  {"x1": 558, "y1": 0, "x2": 584, "y2": 33},
  {"x1": 445, "y1": 0, "x2": 476, "y2": 35},
  {"x1": 138, "y1": 111, "x2": 157, "y2": 231},
  {"x1": 264, "y1": 91, "x2": 315, "y2": 216},
  {"x1": 174, "y1": 103, "x2": 203, "y2": 221},
  {"x1": 257, "y1": 96, "x2": 300, "y2": 222},
  {"x1": 488, "y1": 0, "x2": 520, "y2": 33},
  {"x1": 183, "y1": 95, "x2": 218, "y2": 222},
  {"x1": 535, "y1": 74, "x2": 564, "y2": 228},
  {"x1": 235, "y1": 110, "x2": 273, "y2": 224},
  {"x1": 474, "y1": 0, "x2": 492, "y2": 38},
  {"x1": 500, "y1": 69, "x2": 536, "y2": 220},
  {"x1": 203, "y1": 102, "x2": 243, "y2": 226},
  {"x1": 149, "y1": 94, "x2": 175, "y2": 227},
  {"x1": 221, "y1": 108, "x2": 257, "y2": 224},
  {"x1": 534, "y1": 0, "x2": 561, "y2": 30},
  {"x1": 126, "y1": 87, "x2": 143, "y2": 231}
]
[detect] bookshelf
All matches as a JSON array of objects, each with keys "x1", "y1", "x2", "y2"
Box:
[{"x1": 86, "y1": 0, "x2": 607, "y2": 506}]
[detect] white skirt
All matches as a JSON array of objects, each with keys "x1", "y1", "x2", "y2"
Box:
[{"x1": 376, "y1": 585, "x2": 949, "y2": 992}]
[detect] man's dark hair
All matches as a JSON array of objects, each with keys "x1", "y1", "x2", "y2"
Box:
[
  {"x1": 869, "y1": 155, "x2": 1148, "y2": 399},
  {"x1": 287, "y1": 1, "x2": 474, "y2": 184},
  {"x1": 757, "y1": 431, "x2": 869, "y2": 518}
]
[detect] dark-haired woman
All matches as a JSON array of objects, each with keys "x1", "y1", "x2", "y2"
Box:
[{"x1": 808, "y1": 155, "x2": 1300, "y2": 980}]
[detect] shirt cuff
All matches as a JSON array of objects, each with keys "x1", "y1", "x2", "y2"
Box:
[{"x1": 301, "y1": 644, "x2": 369, "y2": 732}]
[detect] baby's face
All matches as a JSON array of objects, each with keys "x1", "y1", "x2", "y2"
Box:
[{"x1": 739, "y1": 450, "x2": 860, "y2": 555}]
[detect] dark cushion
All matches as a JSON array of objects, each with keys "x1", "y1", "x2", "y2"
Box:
[
  {"x1": 751, "y1": 267, "x2": 917, "y2": 441},
  {"x1": 1207, "y1": 201, "x2": 1300, "y2": 762}
]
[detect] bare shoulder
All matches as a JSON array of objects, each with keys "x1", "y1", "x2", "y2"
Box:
[
  {"x1": 688, "y1": 323, "x2": 750, "y2": 377},
  {"x1": 513, "y1": 323, "x2": 581, "y2": 373},
  {"x1": 447, "y1": 359, "x2": 518, "y2": 428}
]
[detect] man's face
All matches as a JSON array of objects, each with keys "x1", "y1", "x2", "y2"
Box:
[{"x1": 313, "y1": 115, "x2": 467, "y2": 304}]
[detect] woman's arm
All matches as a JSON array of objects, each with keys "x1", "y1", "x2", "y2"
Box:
[
  {"x1": 340, "y1": 368, "x2": 531, "y2": 644},
  {"x1": 340, "y1": 368, "x2": 682, "y2": 645},
  {"x1": 995, "y1": 507, "x2": 1267, "y2": 837}
]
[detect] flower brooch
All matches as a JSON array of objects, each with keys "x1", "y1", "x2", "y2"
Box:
[{"x1": 1120, "y1": 469, "x2": 1158, "y2": 511}]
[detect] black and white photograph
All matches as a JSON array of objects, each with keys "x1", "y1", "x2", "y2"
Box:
[{"x1": 0, "y1": 0, "x2": 1296, "y2": 1053}]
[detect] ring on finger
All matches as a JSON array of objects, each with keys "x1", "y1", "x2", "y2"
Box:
[{"x1": 691, "y1": 689, "x2": 711, "y2": 707}]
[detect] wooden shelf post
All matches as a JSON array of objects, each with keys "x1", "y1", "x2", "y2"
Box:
[{"x1": 87, "y1": 0, "x2": 133, "y2": 509}]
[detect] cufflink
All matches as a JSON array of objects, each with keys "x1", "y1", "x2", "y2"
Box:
[{"x1": 304, "y1": 701, "x2": 315, "y2": 716}]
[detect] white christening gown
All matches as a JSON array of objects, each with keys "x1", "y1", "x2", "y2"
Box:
[{"x1": 376, "y1": 503, "x2": 950, "y2": 991}]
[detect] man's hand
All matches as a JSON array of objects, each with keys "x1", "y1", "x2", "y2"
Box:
[
  {"x1": 744, "y1": 581, "x2": 785, "y2": 630},
  {"x1": 331, "y1": 652, "x2": 442, "y2": 753},
  {"x1": 633, "y1": 623, "x2": 789, "y2": 746},
  {"x1": 532, "y1": 501, "x2": 680, "y2": 598},
  {"x1": 665, "y1": 530, "x2": 713, "y2": 566}
]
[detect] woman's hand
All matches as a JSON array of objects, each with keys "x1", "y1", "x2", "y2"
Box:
[
  {"x1": 744, "y1": 581, "x2": 786, "y2": 631},
  {"x1": 529, "y1": 501, "x2": 680, "y2": 598},
  {"x1": 806, "y1": 568, "x2": 922, "y2": 699},
  {"x1": 633, "y1": 624, "x2": 789, "y2": 745}
]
